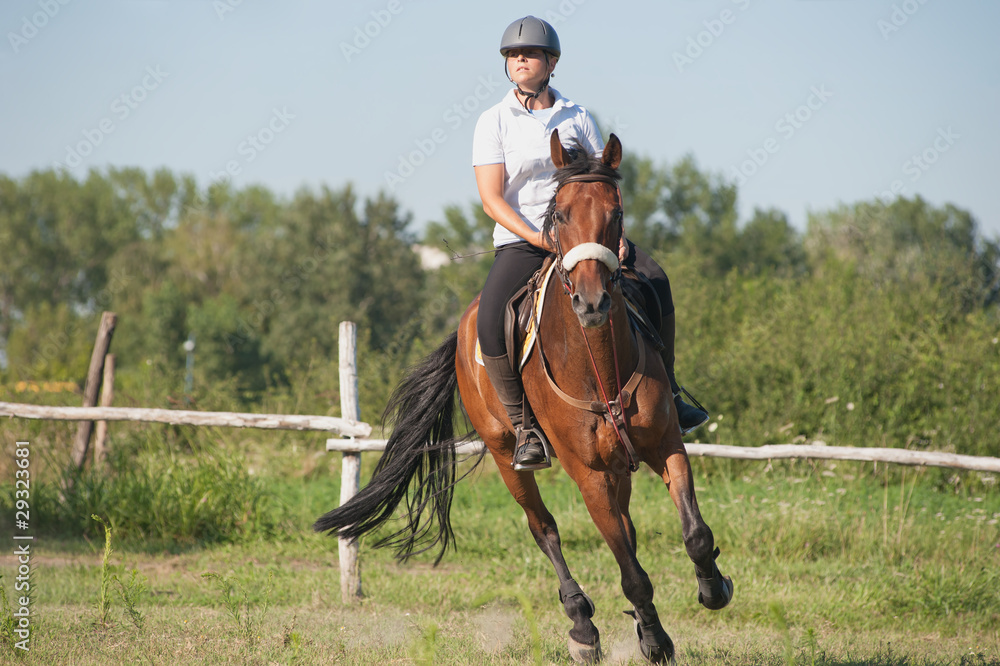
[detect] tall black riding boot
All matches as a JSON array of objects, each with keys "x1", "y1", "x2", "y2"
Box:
[
  {"x1": 481, "y1": 352, "x2": 551, "y2": 470},
  {"x1": 660, "y1": 312, "x2": 709, "y2": 435}
]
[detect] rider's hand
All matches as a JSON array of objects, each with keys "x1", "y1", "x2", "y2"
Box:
[
  {"x1": 618, "y1": 235, "x2": 628, "y2": 263},
  {"x1": 534, "y1": 230, "x2": 556, "y2": 254}
]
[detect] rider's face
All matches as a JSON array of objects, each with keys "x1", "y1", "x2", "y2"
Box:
[{"x1": 506, "y1": 49, "x2": 557, "y2": 88}]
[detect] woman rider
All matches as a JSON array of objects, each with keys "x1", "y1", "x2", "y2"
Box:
[{"x1": 473, "y1": 16, "x2": 707, "y2": 471}]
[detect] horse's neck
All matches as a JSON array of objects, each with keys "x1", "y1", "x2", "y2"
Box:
[{"x1": 545, "y1": 279, "x2": 636, "y2": 396}]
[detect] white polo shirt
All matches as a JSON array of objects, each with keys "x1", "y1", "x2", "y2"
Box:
[{"x1": 472, "y1": 87, "x2": 604, "y2": 248}]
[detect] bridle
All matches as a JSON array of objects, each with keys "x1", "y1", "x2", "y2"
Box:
[
  {"x1": 543, "y1": 171, "x2": 641, "y2": 473},
  {"x1": 549, "y1": 173, "x2": 623, "y2": 295}
]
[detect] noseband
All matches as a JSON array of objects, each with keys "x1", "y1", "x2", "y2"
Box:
[{"x1": 550, "y1": 173, "x2": 623, "y2": 293}]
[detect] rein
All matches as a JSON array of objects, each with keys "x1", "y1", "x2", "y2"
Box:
[
  {"x1": 579, "y1": 315, "x2": 639, "y2": 473},
  {"x1": 544, "y1": 172, "x2": 641, "y2": 473}
]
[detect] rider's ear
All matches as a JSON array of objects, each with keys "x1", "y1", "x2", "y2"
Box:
[
  {"x1": 603, "y1": 134, "x2": 622, "y2": 170},
  {"x1": 550, "y1": 129, "x2": 572, "y2": 169}
]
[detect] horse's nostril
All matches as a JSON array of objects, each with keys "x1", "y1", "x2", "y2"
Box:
[{"x1": 598, "y1": 291, "x2": 611, "y2": 314}]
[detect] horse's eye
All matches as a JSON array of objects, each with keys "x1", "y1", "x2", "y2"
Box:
[{"x1": 552, "y1": 210, "x2": 566, "y2": 225}]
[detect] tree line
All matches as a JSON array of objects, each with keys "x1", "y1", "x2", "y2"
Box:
[{"x1": 2, "y1": 152, "x2": 998, "y2": 457}]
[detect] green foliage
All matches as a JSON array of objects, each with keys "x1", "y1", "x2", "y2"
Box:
[
  {"x1": 201, "y1": 569, "x2": 274, "y2": 646},
  {"x1": 671, "y1": 211, "x2": 1000, "y2": 458},
  {"x1": 422, "y1": 204, "x2": 495, "y2": 335},
  {"x1": 0, "y1": 576, "x2": 19, "y2": 655},
  {"x1": 37, "y1": 436, "x2": 283, "y2": 546},
  {"x1": 91, "y1": 515, "x2": 115, "y2": 627},
  {"x1": 186, "y1": 293, "x2": 274, "y2": 397},
  {"x1": 114, "y1": 568, "x2": 148, "y2": 631},
  {"x1": 4, "y1": 301, "x2": 94, "y2": 381},
  {"x1": 1, "y1": 169, "x2": 426, "y2": 409},
  {"x1": 408, "y1": 621, "x2": 440, "y2": 666},
  {"x1": 88, "y1": 514, "x2": 149, "y2": 631},
  {"x1": 768, "y1": 602, "x2": 795, "y2": 666}
]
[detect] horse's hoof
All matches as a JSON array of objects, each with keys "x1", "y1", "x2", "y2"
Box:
[
  {"x1": 625, "y1": 610, "x2": 674, "y2": 664},
  {"x1": 698, "y1": 573, "x2": 734, "y2": 611},
  {"x1": 568, "y1": 637, "x2": 603, "y2": 664}
]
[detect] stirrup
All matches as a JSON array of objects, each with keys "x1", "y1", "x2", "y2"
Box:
[
  {"x1": 675, "y1": 386, "x2": 709, "y2": 435},
  {"x1": 512, "y1": 426, "x2": 551, "y2": 471}
]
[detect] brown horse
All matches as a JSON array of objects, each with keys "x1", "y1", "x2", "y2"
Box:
[{"x1": 315, "y1": 130, "x2": 733, "y2": 663}]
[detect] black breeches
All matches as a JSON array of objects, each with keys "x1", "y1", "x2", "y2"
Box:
[{"x1": 478, "y1": 242, "x2": 549, "y2": 358}]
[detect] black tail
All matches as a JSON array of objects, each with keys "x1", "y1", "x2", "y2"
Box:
[{"x1": 313, "y1": 331, "x2": 480, "y2": 564}]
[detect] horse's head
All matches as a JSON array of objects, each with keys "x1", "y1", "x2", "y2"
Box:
[{"x1": 544, "y1": 129, "x2": 624, "y2": 329}]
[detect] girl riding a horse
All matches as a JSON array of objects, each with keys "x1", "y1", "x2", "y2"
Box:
[
  {"x1": 474, "y1": 15, "x2": 709, "y2": 471},
  {"x1": 315, "y1": 17, "x2": 734, "y2": 663}
]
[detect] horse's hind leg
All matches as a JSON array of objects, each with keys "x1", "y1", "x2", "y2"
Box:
[
  {"x1": 493, "y1": 463, "x2": 603, "y2": 663},
  {"x1": 654, "y1": 446, "x2": 734, "y2": 611}
]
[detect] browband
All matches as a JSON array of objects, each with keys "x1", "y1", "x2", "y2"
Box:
[{"x1": 556, "y1": 173, "x2": 620, "y2": 189}]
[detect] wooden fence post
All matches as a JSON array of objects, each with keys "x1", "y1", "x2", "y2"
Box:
[
  {"x1": 93, "y1": 354, "x2": 116, "y2": 469},
  {"x1": 338, "y1": 321, "x2": 363, "y2": 603},
  {"x1": 67, "y1": 311, "x2": 117, "y2": 485}
]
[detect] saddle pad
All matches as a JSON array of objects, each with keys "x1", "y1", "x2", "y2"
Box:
[{"x1": 476, "y1": 261, "x2": 558, "y2": 370}]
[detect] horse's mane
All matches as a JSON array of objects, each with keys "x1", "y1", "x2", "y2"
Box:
[{"x1": 541, "y1": 141, "x2": 622, "y2": 248}]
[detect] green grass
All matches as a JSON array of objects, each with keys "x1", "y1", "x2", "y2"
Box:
[{"x1": 1, "y1": 443, "x2": 998, "y2": 664}]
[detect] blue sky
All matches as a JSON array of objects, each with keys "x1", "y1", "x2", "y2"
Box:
[{"x1": 2, "y1": 0, "x2": 999, "y2": 241}]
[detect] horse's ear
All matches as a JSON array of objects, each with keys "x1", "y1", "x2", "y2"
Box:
[
  {"x1": 603, "y1": 133, "x2": 622, "y2": 170},
  {"x1": 550, "y1": 129, "x2": 572, "y2": 169}
]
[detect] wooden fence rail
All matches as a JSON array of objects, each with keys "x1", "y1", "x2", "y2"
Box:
[
  {"x1": 0, "y1": 402, "x2": 371, "y2": 438},
  {"x1": 325, "y1": 438, "x2": 1000, "y2": 473}
]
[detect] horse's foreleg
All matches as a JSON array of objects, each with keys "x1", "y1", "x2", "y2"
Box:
[
  {"x1": 493, "y1": 463, "x2": 602, "y2": 663},
  {"x1": 616, "y1": 472, "x2": 638, "y2": 552},
  {"x1": 660, "y1": 449, "x2": 734, "y2": 611},
  {"x1": 575, "y1": 469, "x2": 673, "y2": 664}
]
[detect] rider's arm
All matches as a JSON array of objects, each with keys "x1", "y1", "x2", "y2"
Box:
[{"x1": 475, "y1": 164, "x2": 555, "y2": 252}]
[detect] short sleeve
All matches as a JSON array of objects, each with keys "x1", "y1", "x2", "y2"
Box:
[
  {"x1": 580, "y1": 110, "x2": 605, "y2": 156},
  {"x1": 472, "y1": 109, "x2": 504, "y2": 167}
]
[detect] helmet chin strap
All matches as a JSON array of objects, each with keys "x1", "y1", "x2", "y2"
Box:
[{"x1": 515, "y1": 78, "x2": 550, "y2": 110}]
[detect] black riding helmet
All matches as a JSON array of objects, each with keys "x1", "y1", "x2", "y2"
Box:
[{"x1": 500, "y1": 16, "x2": 560, "y2": 110}]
